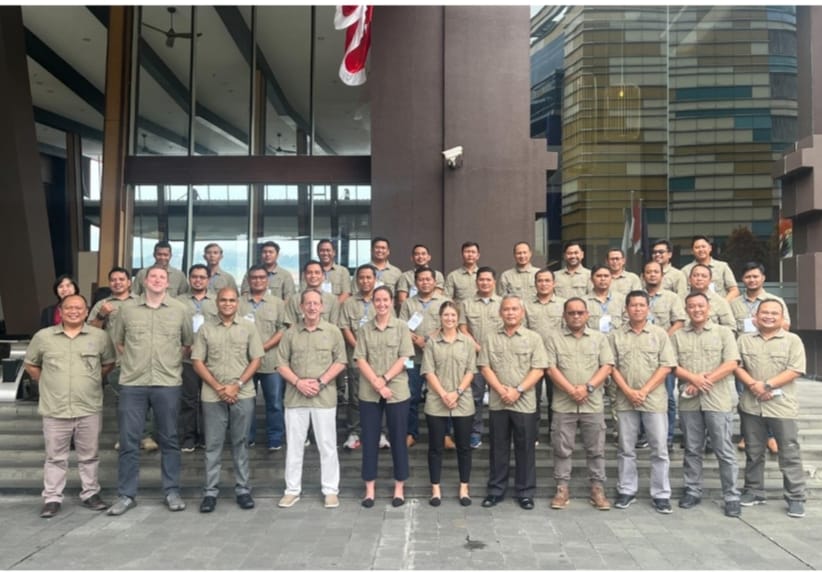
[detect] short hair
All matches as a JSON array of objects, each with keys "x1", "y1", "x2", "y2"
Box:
[
  {"x1": 625, "y1": 290, "x2": 650, "y2": 306},
  {"x1": 652, "y1": 239, "x2": 673, "y2": 252},
  {"x1": 371, "y1": 236, "x2": 390, "y2": 248},
  {"x1": 247, "y1": 264, "x2": 268, "y2": 276},
  {"x1": 154, "y1": 240, "x2": 172, "y2": 253},
  {"x1": 414, "y1": 266, "x2": 435, "y2": 281},
  {"x1": 461, "y1": 241, "x2": 480, "y2": 252},
  {"x1": 203, "y1": 242, "x2": 222, "y2": 253},
  {"x1": 188, "y1": 263, "x2": 210, "y2": 277},
  {"x1": 684, "y1": 292, "x2": 709, "y2": 305},
  {"x1": 535, "y1": 267, "x2": 555, "y2": 281},
  {"x1": 373, "y1": 285, "x2": 393, "y2": 301},
  {"x1": 606, "y1": 247, "x2": 625, "y2": 257},
  {"x1": 757, "y1": 299, "x2": 784, "y2": 314},
  {"x1": 513, "y1": 241, "x2": 531, "y2": 250},
  {"x1": 500, "y1": 293, "x2": 524, "y2": 309},
  {"x1": 260, "y1": 241, "x2": 280, "y2": 253},
  {"x1": 412, "y1": 244, "x2": 430, "y2": 254},
  {"x1": 438, "y1": 300, "x2": 460, "y2": 317},
  {"x1": 302, "y1": 259, "x2": 323, "y2": 273},
  {"x1": 53, "y1": 274, "x2": 79, "y2": 299},
  {"x1": 300, "y1": 288, "x2": 323, "y2": 304},
  {"x1": 60, "y1": 293, "x2": 88, "y2": 309},
  {"x1": 563, "y1": 297, "x2": 588, "y2": 312},
  {"x1": 689, "y1": 263, "x2": 713, "y2": 278},
  {"x1": 563, "y1": 240, "x2": 583, "y2": 252},
  {"x1": 691, "y1": 235, "x2": 711, "y2": 246},
  {"x1": 643, "y1": 260, "x2": 663, "y2": 273},
  {"x1": 317, "y1": 239, "x2": 335, "y2": 251},
  {"x1": 742, "y1": 261, "x2": 766, "y2": 276},
  {"x1": 356, "y1": 264, "x2": 377, "y2": 278},
  {"x1": 590, "y1": 264, "x2": 610, "y2": 276},
  {"x1": 108, "y1": 266, "x2": 130, "y2": 280},
  {"x1": 146, "y1": 264, "x2": 169, "y2": 277},
  {"x1": 476, "y1": 266, "x2": 496, "y2": 280},
  {"x1": 216, "y1": 286, "x2": 240, "y2": 299}
]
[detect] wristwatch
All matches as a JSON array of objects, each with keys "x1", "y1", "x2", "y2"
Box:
[
  {"x1": 763, "y1": 382, "x2": 773, "y2": 392},
  {"x1": 318, "y1": 378, "x2": 327, "y2": 390},
  {"x1": 516, "y1": 385, "x2": 525, "y2": 394},
  {"x1": 457, "y1": 387, "x2": 465, "y2": 396},
  {"x1": 586, "y1": 383, "x2": 595, "y2": 394}
]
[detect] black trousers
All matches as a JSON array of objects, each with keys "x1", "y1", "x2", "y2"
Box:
[
  {"x1": 360, "y1": 398, "x2": 410, "y2": 482},
  {"x1": 179, "y1": 363, "x2": 203, "y2": 448},
  {"x1": 535, "y1": 376, "x2": 553, "y2": 435},
  {"x1": 487, "y1": 409, "x2": 538, "y2": 498},
  {"x1": 426, "y1": 414, "x2": 473, "y2": 484}
]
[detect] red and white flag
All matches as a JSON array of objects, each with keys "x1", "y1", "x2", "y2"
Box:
[
  {"x1": 621, "y1": 191, "x2": 642, "y2": 255},
  {"x1": 334, "y1": 6, "x2": 373, "y2": 86}
]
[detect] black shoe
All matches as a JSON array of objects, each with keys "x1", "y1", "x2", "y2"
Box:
[
  {"x1": 482, "y1": 495, "x2": 503, "y2": 508},
  {"x1": 81, "y1": 494, "x2": 109, "y2": 511},
  {"x1": 199, "y1": 496, "x2": 217, "y2": 513},
  {"x1": 361, "y1": 497, "x2": 375, "y2": 509},
  {"x1": 678, "y1": 494, "x2": 701, "y2": 509},
  {"x1": 518, "y1": 497, "x2": 535, "y2": 510},
  {"x1": 429, "y1": 496, "x2": 441, "y2": 507},
  {"x1": 635, "y1": 437, "x2": 649, "y2": 449},
  {"x1": 459, "y1": 496, "x2": 472, "y2": 507},
  {"x1": 391, "y1": 497, "x2": 405, "y2": 508},
  {"x1": 40, "y1": 502, "x2": 61, "y2": 518},
  {"x1": 236, "y1": 494, "x2": 255, "y2": 510},
  {"x1": 652, "y1": 498, "x2": 673, "y2": 514},
  {"x1": 614, "y1": 494, "x2": 636, "y2": 509},
  {"x1": 724, "y1": 500, "x2": 741, "y2": 518}
]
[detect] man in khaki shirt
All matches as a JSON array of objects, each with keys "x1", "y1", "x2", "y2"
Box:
[
  {"x1": 132, "y1": 240, "x2": 189, "y2": 296},
  {"x1": 735, "y1": 299, "x2": 807, "y2": 518},
  {"x1": 681, "y1": 235, "x2": 739, "y2": 301},
  {"x1": 203, "y1": 242, "x2": 237, "y2": 293},
  {"x1": 648, "y1": 239, "x2": 688, "y2": 297},
  {"x1": 687, "y1": 264, "x2": 736, "y2": 332},
  {"x1": 240, "y1": 241, "x2": 296, "y2": 300},
  {"x1": 460, "y1": 266, "x2": 503, "y2": 448},
  {"x1": 192, "y1": 287, "x2": 264, "y2": 513},
  {"x1": 368, "y1": 236, "x2": 403, "y2": 295},
  {"x1": 314, "y1": 239, "x2": 352, "y2": 304},
  {"x1": 730, "y1": 261, "x2": 791, "y2": 335},
  {"x1": 25, "y1": 294, "x2": 116, "y2": 518},
  {"x1": 609, "y1": 290, "x2": 677, "y2": 514},
  {"x1": 239, "y1": 265, "x2": 287, "y2": 451},
  {"x1": 176, "y1": 264, "x2": 219, "y2": 453},
  {"x1": 444, "y1": 241, "x2": 481, "y2": 303},
  {"x1": 498, "y1": 241, "x2": 539, "y2": 299},
  {"x1": 396, "y1": 244, "x2": 445, "y2": 305},
  {"x1": 108, "y1": 266, "x2": 194, "y2": 516},
  {"x1": 545, "y1": 297, "x2": 614, "y2": 511},
  {"x1": 478, "y1": 295, "x2": 548, "y2": 510},
  {"x1": 606, "y1": 248, "x2": 642, "y2": 299},
  {"x1": 672, "y1": 292, "x2": 741, "y2": 517},
  {"x1": 285, "y1": 260, "x2": 341, "y2": 327},
  {"x1": 554, "y1": 240, "x2": 590, "y2": 299},
  {"x1": 276, "y1": 289, "x2": 347, "y2": 509}
]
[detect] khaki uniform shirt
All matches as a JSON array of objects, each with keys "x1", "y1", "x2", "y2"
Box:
[
  {"x1": 112, "y1": 295, "x2": 194, "y2": 387},
  {"x1": 585, "y1": 292, "x2": 624, "y2": 334},
  {"x1": 545, "y1": 327, "x2": 614, "y2": 414},
  {"x1": 398, "y1": 293, "x2": 450, "y2": 364},
  {"x1": 240, "y1": 266, "x2": 296, "y2": 301},
  {"x1": 25, "y1": 325, "x2": 115, "y2": 418},
  {"x1": 730, "y1": 290, "x2": 791, "y2": 334},
  {"x1": 444, "y1": 266, "x2": 478, "y2": 303},
  {"x1": 672, "y1": 323, "x2": 740, "y2": 412},
  {"x1": 421, "y1": 332, "x2": 477, "y2": 417},
  {"x1": 278, "y1": 319, "x2": 347, "y2": 409},
  {"x1": 659, "y1": 265, "x2": 688, "y2": 298},
  {"x1": 610, "y1": 271, "x2": 642, "y2": 300},
  {"x1": 524, "y1": 295, "x2": 566, "y2": 344},
  {"x1": 396, "y1": 269, "x2": 445, "y2": 298},
  {"x1": 191, "y1": 318, "x2": 265, "y2": 403},
  {"x1": 647, "y1": 289, "x2": 686, "y2": 331},
  {"x1": 301, "y1": 263, "x2": 352, "y2": 297},
  {"x1": 338, "y1": 293, "x2": 380, "y2": 360},
  {"x1": 176, "y1": 292, "x2": 220, "y2": 364},
  {"x1": 88, "y1": 294, "x2": 136, "y2": 332},
  {"x1": 238, "y1": 293, "x2": 287, "y2": 373},
  {"x1": 682, "y1": 258, "x2": 737, "y2": 298},
  {"x1": 609, "y1": 322, "x2": 677, "y2": 412},
  {"x1": 737, "y1": 330, "x2": 806, "y2": 419},
  {"x1": 460, "y1": 295, "x2": 503, "y2": 347},
  {"x1": 554, "y1": 266, "x2": 591, "y2": 299},
  {"x1": 477, "y1": 325, "x2": 548, "y2": 414},
  {"x1": 207, "y1": 269, "x2": 237, "y2": 293},
  {"x1": 371, "y1": 262, "x2": 403, "y2": 293},
  {"x1": 283, "y1": 290, "x2": 340, "y2": 327},
  {"x1": 497, "y1": 265, "x2": 538, "y2": 299},
  {"x1": 132, "y1": 266, "x2": 189, "y2": 296},
  {"x1": 688, "y1": 290, "x2": 737, "y2": 332},
  {"x1": 353, "y1": 316, "x2": 414, "y2": 404}
]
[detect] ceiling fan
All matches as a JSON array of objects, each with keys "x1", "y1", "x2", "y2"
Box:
[
  {"x1": 273, "y1": 133, "x2": 297, "y2": 155},
  {"x1": 142, "y1": 7, "x2": 202, "y2": 48}
]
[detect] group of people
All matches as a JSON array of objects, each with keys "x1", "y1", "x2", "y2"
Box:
[{"x1": 24, "y1": 234, "x2": 808, "y2": 521}]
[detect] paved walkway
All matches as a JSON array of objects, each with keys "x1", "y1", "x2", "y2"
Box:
[{"x1": 1, "y1": 495, "x2": 818, "y2": 570}]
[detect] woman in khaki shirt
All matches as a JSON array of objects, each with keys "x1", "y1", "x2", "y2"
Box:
[
  {"x1": 353, "y1": 286, "x2": 415, "y2": 508},
  {"x1": 421, "y1": 301, "x2": 477, "y2": 506}
]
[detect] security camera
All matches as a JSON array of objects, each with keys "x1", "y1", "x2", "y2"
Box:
[{"x1": 442, "y1": 146, "x2": 463, "y2": 169}]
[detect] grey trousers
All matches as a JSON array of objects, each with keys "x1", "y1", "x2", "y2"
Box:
[
  {"x1": 617, "y1": 410, "x2": 670, "y2": 499},
  {"x1": 740, "y1": 411, "x2": 806, "y2": 501},
  {"x1": 202, "y1": 397, "x2": 255, "y2": 498},
  {"x1": 552, "y1": 411, "x2": 606, "y2": 485},
  {"x1": 680, "y1": 410, "x2": 739, "y2": 501}
]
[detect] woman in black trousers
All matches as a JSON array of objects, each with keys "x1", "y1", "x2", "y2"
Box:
[{"x1": 421, "y1": 301, "x2": 477, "y2": 506}]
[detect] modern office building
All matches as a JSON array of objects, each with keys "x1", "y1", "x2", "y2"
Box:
[{"x1": 2, "y1": 5, "x2": 822, "y2": 371}]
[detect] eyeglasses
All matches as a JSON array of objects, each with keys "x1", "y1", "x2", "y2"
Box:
[
  {"x1": 565, "y1": 311, "x2": 586, "y2": 316},
  {"x1": 651, "y1": 250, "x2": 668, "y2": 255}
]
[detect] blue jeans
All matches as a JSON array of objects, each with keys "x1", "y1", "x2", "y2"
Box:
[
  {"x1": 117, "y1": 385, "x2": 182, "y2": 499},
  {"x1": 249, "y1": 372, "x2": 284, "y2": 448},
  {"x1": 665, "y1": 373, "x2": 677, "y2": 440},
  {"x1": 406, "y1": 365, "x2": 425, "y2": 439}
]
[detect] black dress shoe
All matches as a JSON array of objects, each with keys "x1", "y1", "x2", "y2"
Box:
[
  {"x1": 429, "y1": 496, "x2": 441, "y2": 507},
  {"x1": 482, "y1": 495, "x2": 502, "y2": 508},
  {"x1": 518, "y1": 497, "x2": 535, "y2": 510},
  {"x1": 236, "y1": 494, "x2": 255, "y2": 510},
  {"x1": 391, "y1": 497, "x2": 405, "y2": 508},
  {"x1": 459, "y1": 496, "x2": 472, "y2": 507},
  {"x1": 40, "y1": 502, "x2": 61, "y2": 518},
  {"x1": 199, "y1": 496, "x2": 217, "y2": 513},
  {"x1": 81, "y1": 494, "x2": 109, "y2": 511},
  {"x1": 361, "y1": 497, "x2": 375, "y2": 509}
]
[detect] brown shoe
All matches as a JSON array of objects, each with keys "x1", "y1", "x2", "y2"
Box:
[
  {"x1": 551, "y1": 484, "x2": 570, "y2": 509},
  {"x1": 406, "y1": 435, "x2": 416, "y2": 448},
  {"x1": 40, "y1": 502, "x2": 61, "y2": 518},
  {"x1": 589, "y1": 484, "x2": 611, "y2": 511},
  {"x1": 737, "y1": 438, "x2": 746, "y2": 451},
  {"x1": 82, "y1": 494, "x2": 109, "y2": 511},
  {"x1": 767, "y1": 437, "x2": 779, "y2": 454},
  {"x1": 444, "y1": 435, "x2": 456, "y2": 450}
]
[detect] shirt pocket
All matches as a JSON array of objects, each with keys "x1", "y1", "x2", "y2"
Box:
[{"x1": 81, "y1": 352, "x2": 101, "y2": 376}]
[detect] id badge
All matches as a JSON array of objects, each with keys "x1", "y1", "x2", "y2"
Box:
[
  {"x1": 598, "y1": 314, "x2": 612, "y2": 333},
  {"x1": 407, "y1": 311, "x2": 424, "y2": 331},
  {"x1": 409, "y1": 286, "x2": 418, "y2": 298},
  {"x1": 743, "y1": 317, "x2": 756, "y2": 333},
  {"x1": 244, "y1": 313, "x2": 256, "y2": 323},
  {"x1": 192, "y1": 313, "x2": 204, "y2": 333},
  {"x1": 321, "y1": 281, "x2": 333, "y2": 293}
]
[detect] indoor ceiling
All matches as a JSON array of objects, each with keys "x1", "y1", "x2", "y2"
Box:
[{"x1": 21, "y1": 5, "x2": 370, "y2": 159}]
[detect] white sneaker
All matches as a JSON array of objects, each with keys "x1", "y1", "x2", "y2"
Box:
[
  {"x1": 379, "y1": 433, "x2": 391, "y2": 449},
  {"x1": 343, "y1": 433, "x2": 361, "y2": 450}
]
